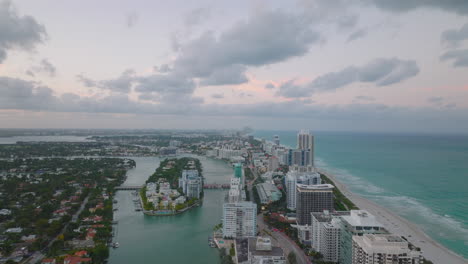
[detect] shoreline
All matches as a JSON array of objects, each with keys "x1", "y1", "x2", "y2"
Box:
[{"x1": 317, "y1": 168, "x2": 468, "y2": 264}]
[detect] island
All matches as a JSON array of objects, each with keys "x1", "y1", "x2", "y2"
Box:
[{"x1": 139, "y1": 157, "x2": 203, "y2": 216}]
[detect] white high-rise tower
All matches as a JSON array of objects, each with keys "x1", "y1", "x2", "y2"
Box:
[{"x1": 297, "y1": 130, "x2": 314, "y2": 166}]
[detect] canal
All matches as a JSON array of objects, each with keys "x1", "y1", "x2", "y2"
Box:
[{"x1": 108, "y1": 155, "x2": 233, "y2": 264}]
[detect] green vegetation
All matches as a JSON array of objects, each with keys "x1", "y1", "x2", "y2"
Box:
[
  {"x1": 0, "y1": 157, "x2": 131, "y2": 263},
  {"x1": 287, "y1": 252, "x2": 297, "y2": 264},
  {"x1": 219, "y1": 248, "x2": 235, "y2": 264},
  {"x1": 0, "y1": 141, "x2": 153, "y2": 158},
  {"x1": 146, "y1": 157, "x2": 202, "y2": 187},
  {"x1": 320, "y1": 173, "x2": 359, "y2": 210},
  {"x1": 244, "y1": 168, "x2": 254, "y2": 181}
]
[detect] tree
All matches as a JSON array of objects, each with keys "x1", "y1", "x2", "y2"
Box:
[
  {"x1": 92, "y1": 243, "x2": 109, "y2": 264},
  {"x1": 288, "y1": 252, "x2": 297, "y2": 264}
]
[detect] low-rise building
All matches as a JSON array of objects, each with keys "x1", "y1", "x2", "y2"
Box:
[
  {"x1": 236, "y1": 237, "x2": 286, "y2": 264},
  {"x1": 352, "y1": 234, "x2": 423, "y2": 264}
]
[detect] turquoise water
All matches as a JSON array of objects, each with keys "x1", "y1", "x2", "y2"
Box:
[
  {"x1": 109, "y1": 156, "x2": 232, "y2": 264},
  {"x1": 255, "y1": 130, "x2": 468, "y2": 258}
]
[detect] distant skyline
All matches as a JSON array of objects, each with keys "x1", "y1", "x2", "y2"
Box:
[{"x1": 1, "y1": 0, "x2": 468, "y2": 133}]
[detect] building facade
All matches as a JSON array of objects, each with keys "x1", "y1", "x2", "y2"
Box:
[
  {"x1": 296, "y1": 184, "x2": 334, "y2": 225},
  {"x1": 311, "y1": 211, "x2": 351, "y2": 263},
  {"x1": 222, "y1": 202, "x2": 257, "y2": 238},
  {"x1": 351, "y1": 234, "x2": 423, "y2": 264},
  {"x1": 340, "y1": 210, "x2": 387, "y2": 264}
]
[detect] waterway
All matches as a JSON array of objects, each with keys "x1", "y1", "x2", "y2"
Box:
[{"x1": 108, "y1": 155, "x2": 233, "y2": 264}]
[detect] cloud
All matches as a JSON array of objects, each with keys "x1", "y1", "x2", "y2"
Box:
[
  {"x1": 347, "y1": 28, "x2": 367, "y2": 42},
  {"x1": 277, "y1": 58, "x2": 420, "y2": 97},
  {"x1": 2, "y1": 76, "x2": 468, "y2": 133},
  {"x1": 440, "y1": 49, "x2": 468, "y2": 67},
  {"x1": 200, "y1": 64, "x2": 249, "y2": 86},
  {"x1": 173, "y1": 10, "x2": 320, "y2": 84},
  {"x1": 77, "y1": 69, "x2": 136, "y2": 92},
  {"x1": 337, "y1": 14, "x2": 359, "y2": 31},
  {"x1": 367, "y1": 0, "x2": 468, "y2": 15},
  {"x1": 355, "y1": 95, "x2": 375, "y2": 101},
  {"x1": 134, "y1": 72, "x2": 196, "y2": 95},
  {"x1": 0, "y1": 0, "x2": 47, "y2": 63},
  {"x1": 126, "y1": 12, "x2": 139, "y2": 28},
  {"x1": 211, "y1": 93, "x2": 224, "y2": 99},
  {"x1": 81, "y1": 9, "x2": 321, "y2": 98},
  {"x1": 76, "y1": 74, "x2": 98, "y2": 88},
  {"x1": 441, "y1": 23, "x2": 468, "y2": 48},
  {"x1": 184, "y1": 7, "x2": 211, "y2": 27},
  {"x1": 26, "y1": 59, "x2": 56, "y2": 77},
  {"x1": 265, "y1": 82, "x2": 276, "y2": 89}
]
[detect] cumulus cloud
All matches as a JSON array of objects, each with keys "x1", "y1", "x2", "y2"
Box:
[
  {"x1": 441, "y1": 23, "x2": 468, "y2": 48},
  {"x1": 1, "y1": 76, "x2": 467, "y2": 133},
  {"x1": 77, "y1": 69, "x2": 136, "y2": 92},
  {"x1": 200, "y1": 64, "x2": 248, "y2": 86},
  {"x1": 184, "y1": 7, "x2": 211, "y2": 27},
  {"x1": 173, "y1": 10, "x2": 320, "y2": 84},
  {"x1": 367, "y1": 0, "x2": 468, "y2": 15},
  {"x1": 440, "y1": 49, "x2": 468, "y2": 67},
  {"x1": 0, "y1": 0, "x2": 47, "y2": 63},
  {"x1": 265, "y1": 82, "x2": 276, "y2": 89},
  {"x1": 347, "y1": 28, "x2": 367, "y2": 42},
  {"x1": 277, "y1": 58, "x2": 420, "y2": 98},
  {"x1": 26, "y1": 59, "x2": 56, "y2": 77},
  {"x1": 134, "y1": 72, "x2": 196, "y2": 95}
]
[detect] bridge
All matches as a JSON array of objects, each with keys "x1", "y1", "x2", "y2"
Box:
[
  {"x1": 115, "y1": 183, "x2": 230, "y2": 190},
  {"x1": 203, "y1": 183, "x2": 230, "y2": 189},
  {"x1": 114, "y1": 185, "x2": 144, "y2": 191}
]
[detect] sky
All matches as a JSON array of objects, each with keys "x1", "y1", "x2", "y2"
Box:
[{"x1": 1, "y1": 0, "x2": 468, "y2": 133}]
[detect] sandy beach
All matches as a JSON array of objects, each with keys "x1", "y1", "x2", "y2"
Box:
[{"x1": 318, "y1": 169, "x2": 468, "y2": 264}]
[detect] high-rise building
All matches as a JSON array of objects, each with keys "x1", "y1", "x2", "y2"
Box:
[
  {"x1": 296, "y1": 184, "x2": 334, "y2": 225},
  {"x1": 222, "y1": 202, "x2": 257, "y2": 238},
  {"x1": 287, "y1": 171, "x2": 324, "y2": 210},
  {"x1": 340, "y1": 210, "x2": 387, "y2": 264},
  {"x1": 351, "y1": 234, "x2": 423, "y2": 264},
  {"x1": 186, "y1": 179, "x2": 201, "y2": 199},
  {"x1": 287, "y1": 149, "x2": 313, "y2": 167},
  {"x1": 311, "y1": 211, "x2": 350, "y2": 263},
  {"x1": 296, "y1": 130, "x2": 314, "y2": 166},
  {"x1": 273, "y1": 135, "x2": 280, "y2": 146}
]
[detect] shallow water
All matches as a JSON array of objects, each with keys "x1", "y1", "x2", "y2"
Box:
[{"x1": 255, "y1": 130, "x2": 468, "y2": 258}]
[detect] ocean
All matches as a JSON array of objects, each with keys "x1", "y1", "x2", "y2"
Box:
[{"x1": 254, "y1": 130, "x2": 468, "y2": 258}]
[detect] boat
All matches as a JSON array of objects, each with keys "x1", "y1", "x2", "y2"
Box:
[{"x1": 112, "y1": 242, "x2": 119, "y2": 248}]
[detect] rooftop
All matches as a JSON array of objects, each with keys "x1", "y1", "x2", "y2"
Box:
[{"x1": 341, "y1": 210, "x2": 383, "y2": 227}]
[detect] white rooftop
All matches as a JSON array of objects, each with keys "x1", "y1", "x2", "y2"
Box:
[{"x1": 342, "y1": 210, "x2": 383, "y2": 227}]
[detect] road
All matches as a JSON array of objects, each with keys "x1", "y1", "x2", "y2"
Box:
[
  {"x1": 23, "y1": 195, "x2": 90, "y2": 264},
  {"x1": 257, "y1": 213, "x2": 311, "y2": 264}
]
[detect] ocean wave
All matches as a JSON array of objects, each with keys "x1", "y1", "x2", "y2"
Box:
[
  {"x1": 366, "y1": 194, "x2": 468, "y2": 242},
  {"x1": 315, "y1": 157, "x2": 468, "y2": 247},
  {"x1": 315, "y1": 158, "x2": 385, "y2": 194}
]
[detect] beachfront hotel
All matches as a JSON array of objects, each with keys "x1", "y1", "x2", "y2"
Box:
[
  {"x1": 351, "y1": 234, "x2": 423, "y2": 264},
  {"x1": 311, "y1": 211, "x2": 351, "y2": 263},
  {"x1": 296, "y1": 183, "x2": 334, "y2": 225},
  {"x1": 297, "y1": 129, "x2": 315, "y2": 166},
  {"x1": 286, "y1": 170, "x2": 322, "y2": 210},
  {"x1": 340, "y1": 210, "x2": 388, "y2": 264}
]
